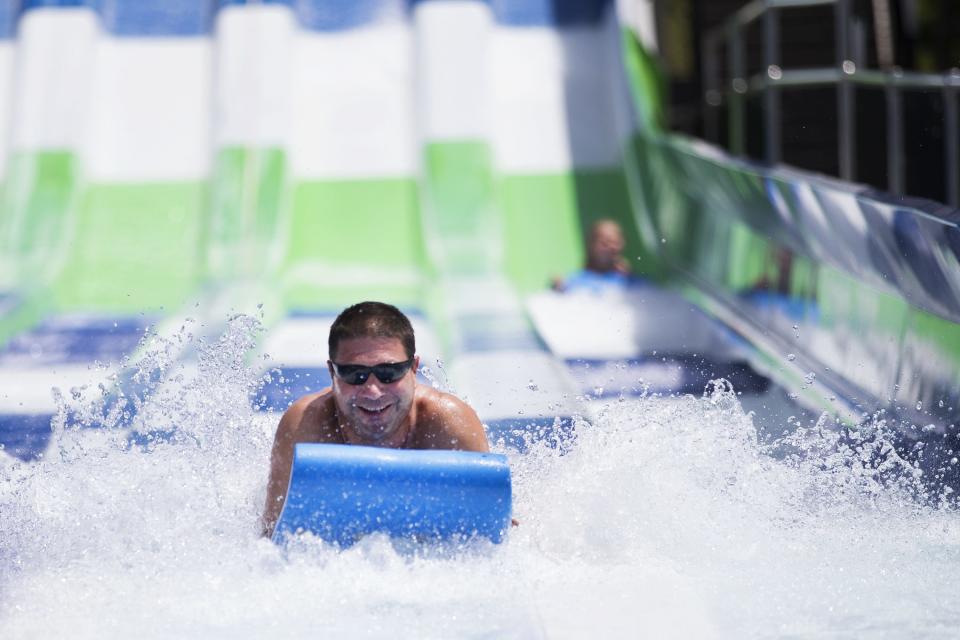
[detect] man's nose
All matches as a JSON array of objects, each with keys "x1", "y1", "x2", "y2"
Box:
[{"x1": 357, "y1": 376, "x2": 385, "y2": 395}]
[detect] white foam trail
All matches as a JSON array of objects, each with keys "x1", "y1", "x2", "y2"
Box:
[{"x1": 2, "y1": 320, "x2": 960, "y2": 638}]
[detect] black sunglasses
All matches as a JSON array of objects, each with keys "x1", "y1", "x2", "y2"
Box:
[{"x1": 330, "y1": 358, "x2": 414, "y2": 385}]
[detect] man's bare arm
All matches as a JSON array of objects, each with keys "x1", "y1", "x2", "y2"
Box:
[
  {"x1": 261, "y1": 406, "x2": 300, "y2": 538},
  {"x1": 260, "y1": 389, "x2": 329, "y2": 537},
  {"x1": 261, "y1": 392, "x2": 338, "y2": 537}
]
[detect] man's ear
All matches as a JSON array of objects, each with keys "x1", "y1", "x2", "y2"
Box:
[
  {"x1": 327, "y1": 360, "x2": 336, "y2": 384},
  {"x1": 412, "y1": 355, "x2": 420, "y2": 374}
]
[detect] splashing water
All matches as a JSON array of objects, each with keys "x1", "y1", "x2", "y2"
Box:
[{"x1": 2, "y1": 321, "x2": 960, "y2": 638}]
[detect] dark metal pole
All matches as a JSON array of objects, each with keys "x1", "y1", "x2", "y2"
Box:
[
  {"x1": 728, "y1": 23, "x2": 747, "y2": 157},
  {"x1": 703, "y1": 34, "x2": 721, "y2": 143},
  {"x1": 836, "y1": 0, "x2": 856, "y2": 181},
  {"x1": 945, "y1": 70, "x2": 960, "y2": 207},
  {"x1": 763, "y1": 7, "x2": 782, "y2": 165},
  {"x1": 885, "y1": 74, "x2": 904, "y2": 195}
]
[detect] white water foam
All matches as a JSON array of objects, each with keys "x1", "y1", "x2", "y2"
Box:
[{"x1": 2, "y1": 317, "x2": 960, "y2": 638}]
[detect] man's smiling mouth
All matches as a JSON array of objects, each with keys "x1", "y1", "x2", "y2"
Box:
[{"x1": 356, "y1": 403, "x2": 391, "y2": 415}]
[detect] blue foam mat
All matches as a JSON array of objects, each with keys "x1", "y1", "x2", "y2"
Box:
[{"x1": 272, "y1": 443, "x2": 512, "y2": 546}]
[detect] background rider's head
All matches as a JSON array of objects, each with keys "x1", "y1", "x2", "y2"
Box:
[
  {"x1": 585, "y1": 219, "x2": 627, "y2": 274},
  {"x1": 327, "y1": 302, "x2": 419, "y2": 445}
]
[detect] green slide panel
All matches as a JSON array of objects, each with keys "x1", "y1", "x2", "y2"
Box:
[{"x1": 281, "y1": 177, "x2": 428, "y2": 311}]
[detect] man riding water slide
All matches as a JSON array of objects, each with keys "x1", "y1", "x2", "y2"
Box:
[
  {"x1": 552, "y1": 219, "x2": 635, "y2": 293},
  {"x1": 261, "y1": 301, "x2": 489, "y2": 538}
]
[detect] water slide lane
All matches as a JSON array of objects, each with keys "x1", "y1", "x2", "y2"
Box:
[
  {"x1": 0, "y1": 2, "x2": 429, "y2": 456},
  {"x1": 0, "y1": 3, "x2": 212, "y2": 458},
  {"x1": 216, "y1": 3, "x2": 428, "y2": 416}
]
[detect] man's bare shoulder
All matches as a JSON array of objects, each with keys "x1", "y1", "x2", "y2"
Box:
[
  {"x1": 277, "y1": 389, "x2": 338, "y2": 441},
  {"x1": 415, "y1": 385, "x2": 472, "y2": 417},
  {"x1": 414, "y1": 384, "x2": 489, "y2": 451}
]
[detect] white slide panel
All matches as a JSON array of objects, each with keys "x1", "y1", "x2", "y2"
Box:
[
  {"x1": 85, "y1": 38, "x2": 212, "y2": 181},
  {"x1": 215, "y1": 4, "x2": 296, "y2": 148},
  {"x1": 0, "y1": 41, "x2": 13, "y2": 179},
  {"x1": 291, "y1": 24, "x2": 415, "y2": 179},
  {"x1": 490, "y1": 26, "x2": 620, "y2": 172},
  {"x1": 414, "y1": 0, "x2": 492, "y2": 142},
  {"x1": 12, "y1": 9, "x2": 98, "y2": 151}
]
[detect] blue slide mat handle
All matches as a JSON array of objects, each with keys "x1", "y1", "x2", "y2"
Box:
[{"x1": 273, "y1": 444, "x2": 512, "y2": 546}]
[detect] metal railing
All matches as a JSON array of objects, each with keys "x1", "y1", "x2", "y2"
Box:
[{"x1": 702, "y1": 0, "x2": 960, "y2": 207}]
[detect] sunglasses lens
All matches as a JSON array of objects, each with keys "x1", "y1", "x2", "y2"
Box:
[
  {"x1": 333, "y1": 365, "x2": 369, "y2": 385},
  {"x1": 346, "y1": 371, "x2": 370, "y2": 385},
  {"x1": 373, "y1": 364, "x2": 405, "y2": 384},
  {"x1": 333, "y1": 360, "x2": 411, "y2": 385}
]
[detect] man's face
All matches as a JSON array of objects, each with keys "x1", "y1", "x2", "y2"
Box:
[
  {"x1": 589, "y1": 222, "x2": 625, "y2": 270},
  {"x1": 328, "y1": 336, "x2": 418, "y2": 444}
]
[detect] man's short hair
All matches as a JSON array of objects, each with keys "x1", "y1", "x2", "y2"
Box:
[{"x1": 328, "y1": 301, "x2": 416, "y2": 361}]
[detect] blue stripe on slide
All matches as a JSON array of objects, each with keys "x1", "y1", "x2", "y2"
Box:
[
  {"x1": 94, "y1": 0, "x2": 215, "y2": 36},
  {"x1": 488, "y1": 0, "x2": 611, "y2": 26},
  {"x1": 485, "y1": 416, "x2": 575, "y2": 454},
  {"x1": 254, "y1": 366, "x2": 333, "y2": 413},
  {"x1": 221, "y1": 0, "x2": 402, "y2": 31},
  {"x1": 0, "y1": 317, "x2": 147, "y2": 366},
  {"x1": 564, "y1": 356, "x2": 772, "y2": 398},
  {"x1": 0, "y1": 0, "x2": 611, "y2": 38},
  {"x1": 21, "y1": 0, "x2": 215, "y2": 36},
  {"x1": 0, "y1": 414, "x2": 53, "y2": 461},
  {"x1": 0, "y1": 0, "x2": 17, "y2": 39},
  {"x1": 21, "y1": 0, "x2": 87, "y2": 8}
]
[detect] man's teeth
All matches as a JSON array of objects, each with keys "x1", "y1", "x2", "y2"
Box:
[{"x1": 358, "y1": 405, "x2": 387, "y2": 413}]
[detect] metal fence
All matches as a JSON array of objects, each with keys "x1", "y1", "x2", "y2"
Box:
[{"x1": 701, "y1": 0, "x2": 960, "y2": 207}]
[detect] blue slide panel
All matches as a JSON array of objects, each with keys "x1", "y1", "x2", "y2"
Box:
[
  {"x1": 93, "y1": 0, "x2": 215, "y2": 37},
  {"x1": 0, "y1": 414, "x2": 53, "y2": 461},
  {"x1": 21, "y1": 0, "x2": 215, "y2": 36},
  {"x1": 273, "y1": 443, "x2": 512, "y2": 546},
  {"x1": 0, "y1": 0, "x2": 17, "y2": 38},
  {"x1": 254, "y1": 366, "x2": 332, "y2": 412},
  {"x1": 489, "y1": 0, "x2": 611, "y2": 26},
  {"x1": 221, "y1": 0, "x2": 402, "y2": 31},
  {"x1": 485, "y1": 416, "x2": 575, "y2": 454},
  {"x1": 21, "y1": 0, "x2": 87, "y2": 8},
  {"x1": 0, "y1": 317, "x2": 147, "y2": 366},
  {"x1": 565, "y1": 355, "x2": 772, "y2": 399}
]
